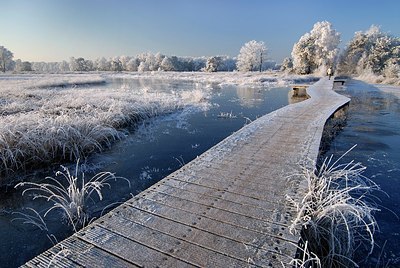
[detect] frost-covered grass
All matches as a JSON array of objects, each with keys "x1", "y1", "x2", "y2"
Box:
[
  {"x1": 12, "y1": 208, "x2": 58, "y2": 245},
  {"x1": 0, "y1": 74, "x2": 210, "y2": 180},
  {"x1": 16, "y1": 161, "x2": 130, "y2": 231},
  {"x1": 0, "y1": 73, "x2": 106, "y2": 89},
  {"x1": 107, "y1": 71, "x2": 319, "y2": 87},
  {"x1": 287, "y1": 149, "x2": 379, "y2": 267},
  {"x1": 354, "y1": 70, "x2": 400, "y2": 86}
]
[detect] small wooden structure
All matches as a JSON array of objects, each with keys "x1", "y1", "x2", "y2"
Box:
[
  {"x1": 333, "y1": 79, "x2": 346, "y2": 85},
  {"x1": 291, "y1": 84, "x2": 308, "y2": 97}
]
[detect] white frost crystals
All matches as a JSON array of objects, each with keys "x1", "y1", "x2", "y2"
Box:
[
  {"x1": 291, "y1": 21, "x2": 341, "y2": 75},
  {"x1": 0, "y1": 74, "x2": 210, "y2": 179},
  {"x1": 287, "y1": 147, "x2": 380, "y2": 267},
  {"x1": 16, "y1": 161, "x2": 130, "y2": 232},
  {"x1": 236, "y1": 40, "x2": 268, "y2": 72}
]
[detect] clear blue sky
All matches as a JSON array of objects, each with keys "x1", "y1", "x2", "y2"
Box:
[{"x1": 1, "y1": 0, "x2": 399, "y2": 63}]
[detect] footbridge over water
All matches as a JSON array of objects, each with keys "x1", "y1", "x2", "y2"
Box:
[{"x1": 24, "y1": 77, "x2": 350, "y2": 267}]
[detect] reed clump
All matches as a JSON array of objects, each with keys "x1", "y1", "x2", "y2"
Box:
[
  {"x1": 287, "y1": 149, "x2": 379, "y2": 267},
  {"x1": 16, "y1": 161, "x2": 130, "y2": 231}
]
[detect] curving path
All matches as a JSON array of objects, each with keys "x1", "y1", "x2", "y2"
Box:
[{"x1": 24, "y1": 77, "x2": 350, "y2": 267}]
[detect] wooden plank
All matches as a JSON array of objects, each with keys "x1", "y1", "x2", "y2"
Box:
[
  {"x1": 78, "y1": 224, "x2": 197, "y2": 268},
  {"x1": 146, "y1": 184, "x2": 290, "y2": 226},
  {"x1": 158, "y1": 177, "x2": 293, "y2": 215},
  {"x1": 111, "y1": 205, "x2": 291, "y2": 267},
  {"x1": 126, "y1": 195, "x2": 297, "y2": 247},
  {"x1": 156, "y1": 179, "x2": 283, "y2": 212},
  {"x1": 93, "y1": 214, "x2": 250, "y2": 267},
  {"x1": 51, "y1": 237, "x2": 137, "y2": 268},
  {"x1": 167, "y1": 174, "x2": 290, "y2": 204},
  {"x1": 138, "y1": 190, "x2": 296, "y2": 241},
  {"x1": 23, "y1": 236, "x2": 137, "y2": 268}
]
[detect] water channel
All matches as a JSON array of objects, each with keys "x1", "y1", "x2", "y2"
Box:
[{"x1": 324, "y1": 80, "x2": 400, "y2": 267}]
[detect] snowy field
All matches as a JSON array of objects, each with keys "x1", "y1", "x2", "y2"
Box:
[{"x1": 0, "y1": 72, "x2": 317, "y2": 184}]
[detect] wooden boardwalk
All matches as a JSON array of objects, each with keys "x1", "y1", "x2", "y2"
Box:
[{"x1": 24, "y1": 78, "x2": 349, "y2": 267}]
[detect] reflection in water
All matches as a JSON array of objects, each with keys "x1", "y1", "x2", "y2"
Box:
[{"x1": 236, "y1": 86, "x2": 264, "y2": 107}]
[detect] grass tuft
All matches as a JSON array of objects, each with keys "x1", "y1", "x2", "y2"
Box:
[
  {"x1": 16, "y1": 161, "x2": 130, "y2": 231},
  {"x1": 287, "y1": 146, "x2": 380, "y2": 267}
]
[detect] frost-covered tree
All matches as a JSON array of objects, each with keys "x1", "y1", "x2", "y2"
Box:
[
  {"x1": 280, "y1": 57, "x2": 294, "y2": 73},
  {"x1": 205, "y1": 56, "x2": 221, "y2": 72},
  {"x1": 218, "y1": 56, "x2": 236, "y2": 71},
  {"x1": 69, "y1": 57, "x2": 93, "y2": 72},
  {"x1": 291, "y1": 21, "x2": 341, "y2": 74},
  {"x1": 15, "y1": 60, "x2": 32, "y2": 72},
  {"x1": 154, "y1": 52, "x2": 165, "y2": 71},
  {"x1": 94, "y1": 57, "x2": 111, "y2": 71},
  {"x1": 160, "y1": 56, "x2": 177, "y2": 71},
  {"x1": 58, "y1": 61, "x2": 70, "y2": 72},
  {"x1": 237, "y1": 40, "x2": 267, "y2": 72},
  {"x1": 192, "y1": 57, "x2": 207, "y2": 71},
  {"x1": 383, "y1": 60, "x2": 400, "y2": 78},
  {"x1": 119, "y1": 55, "x2": 131, "y2": 71},
  {"x1": 0, "y1": 46, "x2": 14, "y2": 72},
  {"x1": 126, "y1": 57, "x2": 139, "y2": 71},
  {"x1": 111, "y1": 58, "x2": 123, "y2": 72},
  {"x1": 338, "y1": 25, "x2": 400, "y2": 76},
  {"x1": 138, "y1": 61, "x2": 149, "y2": 72}
]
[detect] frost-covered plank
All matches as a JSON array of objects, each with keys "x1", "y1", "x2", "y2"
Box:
[
  {"x1": 127, "y1": 193, "x2": 297, "y2": 247},
  {"x1": 145, "y1": 184, "x2": 290, "y2": 226},
  {"x1": 112, "y1": 205, "x2": 291, "y2": 267},
  {"x1": 158, "y1": 177, "x2": 288, "y2": 211},
  {"x1": 136, "y1": 190, "x2": 296, "y2": 242},
  {"x1": 21, "y1": 236, "x2": 134, "y2": 268},
  {"x1": 78, "y1": 224, "x2": 195, "y2": 267},
  {"x1": 94, "y1": 214, "x2": 248, "y2": 267}
]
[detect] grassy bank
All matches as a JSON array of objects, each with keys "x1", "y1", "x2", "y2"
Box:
[{"x1": 0, "y1": 75, "x2": 209, "y2": 184}]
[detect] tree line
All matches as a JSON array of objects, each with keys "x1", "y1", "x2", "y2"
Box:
[
  {"x1": 0, "y1": 47, "x2": 277, "y2": 73},
  {"x1": 1, "y1": 21, "x2": 399, "y2": 78}
]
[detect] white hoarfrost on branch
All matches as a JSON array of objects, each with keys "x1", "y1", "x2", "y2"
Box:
[
  {"x1": 0, "y1": 46, "x2": 14, "y2": 73},
  {"x1": 280, "y1": 57, "x2": 294, "y2": 73},
  {"x1": 291, "y1": 21, "x2": 341, "y2": 74},
  {"x1": 338, "y1": 25, "x2": 400, "y2": 80},
  {"x1": 236, "y1": 40, "x2": 267, "y2": 72}
]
